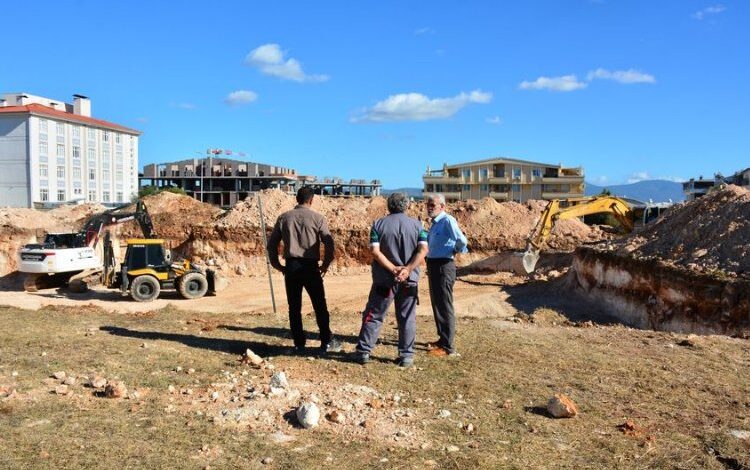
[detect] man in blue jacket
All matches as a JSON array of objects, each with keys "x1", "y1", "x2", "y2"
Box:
[{"x1": 425, "y1": 193, "x2": 468, "y2": 357}]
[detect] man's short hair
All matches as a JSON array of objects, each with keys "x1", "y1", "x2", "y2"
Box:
[
  {"x1": 428, "y1": 193, "x2": 446, "y2": 205},
  {"x1": 297, "y1": 186, "x2": 315, "y2": 204},
  {"x1": 387, "y1": 192, "x2": 409, "y2": 213}
]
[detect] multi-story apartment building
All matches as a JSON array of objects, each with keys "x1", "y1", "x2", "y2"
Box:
[
  {"x1": 423, "y1": 157, "x2": 584, "y2": 203},
  {"x1": 141, "y1": 157, "x2": 381, "y2": 207},
  {"x1": 0, "y1": 92, "x2": 141, "y2": 208},
  {"x1": 683, "y1": 167, "x2": 750, "y2": 201}
]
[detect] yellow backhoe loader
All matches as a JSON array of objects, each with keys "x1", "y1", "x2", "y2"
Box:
[{"x1": 520, "y1": 196, "x2": 634, "y2": 273}]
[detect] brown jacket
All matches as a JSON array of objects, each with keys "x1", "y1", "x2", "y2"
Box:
[{"x1": 267, "y1": 205, "x2": 334, "y2": 270}]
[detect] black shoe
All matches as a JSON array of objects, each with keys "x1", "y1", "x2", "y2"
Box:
[
  {"x1": 289, "y1": 345, "x2": 306, "y2": 355},
  {"x1": 322, "y1": 338, "x2": 343, "y2": 354},
  {"x1": 353, "y1": 352, "x2": 370, "y2": 365},
  {"x1": 396, "y1": 357, "x2": 414, "y2": 368}
]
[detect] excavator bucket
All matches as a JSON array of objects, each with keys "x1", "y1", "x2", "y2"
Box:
[{"x1": 521, "y1": 249, "x2": 540, "y2": 274}]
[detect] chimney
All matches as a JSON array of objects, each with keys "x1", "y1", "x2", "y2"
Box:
[
  {"x1": 73, "y1": 94, "x2": 91, "y2": 117},
  {"x1": 17, "y1": 94, "x2": 29, "y2": 105},
  {"x1": 0, "y1": 98, "x2": 6, "y2": 107}
]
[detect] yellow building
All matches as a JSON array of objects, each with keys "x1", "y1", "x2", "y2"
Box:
[{"x1": 422, "y1": 157, "x2": 584, "y2": 202}]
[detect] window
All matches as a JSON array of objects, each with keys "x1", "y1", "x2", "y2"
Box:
[
  {"x1": 73, "y1": 146, "x2": 81, "y2": 159},
  {"x1": 39, "y1": 141, "x2": 48, "y2": 155},
  {"x1": 39, "y1": 119, "x2": 48, "y2": 133},
  {"x1": 88, "y1": 128, "x2": 96, "y2": 140},
  {"x1": 116, "y1": 191, "x2": 123, "y2": 202},
  {"x1": 56, "y1": 122, "x2": 65, "y2": 135},
  {"x1": 512, "y1": 168, "x2": 522, "y2": 179},
  {"x1": 39, "y1": 164, "x2": 48, "y2": 177},
  {"x1": 103, "y1": 131, "x2": 110, "y2": 143},
  {"x1": 102, "y1": 191, "x2": 110, "y2": 202},
  {"x1": 72, "y1": 126, "x2": 80, "y2": 138},
  {"x1": 103, "y1": 148, "x2": 110, "y2": 159},
  {"x1": 102, "y1": 169, "x2": 110, "y2": 180},
  {"x1": 74, "y1": 187, "x2": 82, "y2": 196},
  {"x1": 532, "y1": 168, "x2": 542, "y2": 178},
  {"x1": 89, "y1": 169, "x2": 96, "y2": 181},
  {"x1": 512, "y1": 184, "x2": 521, "y2": 192},
  {"x1": 40, "y1": 189, "x2": 49, "y2": 201},
  {"x1": 57, "y1": 166, "x2": 65, "y2": 179},
  {"x1": 462, "y1": 169, "x2": 471, "y2": 179},
  {"x1": 57, "y1": 190, "x2": 66, "y2": 202},
  {"x1": 57, "y1": 144, "x2": 65, "y2": 158},
  {"x1": 73, "y1": 167, "x2": 82, "y2": 179},
  {"x1": 88, "y1": 148, "x2": 96, "y2": 160},
  {"x1": 480, "y1": 169, "x2": 488, "y2": 180},
  {"x1": 462, "y1": 184, "x2": 471, "y2": 191},
  {"x1": 115, "y1": 133, "x2": 121, "y2": 144},
  {"x1": 116, "y1": 169, "x2": 124, "y2": 180},
  {"x1": 88, "y1": 190, "x2": 96, "y2": 202},
  {"x1": 480, "y1": 184, "x2": 489, "y2": 191}
]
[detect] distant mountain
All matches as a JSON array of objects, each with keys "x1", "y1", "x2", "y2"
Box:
[
  {"x1": 585, "y1": 180, "x2": 684, "y2": 203},
  {"x1": 382, "y1": 187, "x2": 423, "y2": 198}
]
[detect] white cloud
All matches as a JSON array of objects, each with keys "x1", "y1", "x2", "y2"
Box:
[
  {"x1": 351, "y1": 90, "x2": 492, "y2": 123},
  {"x1": 244, "y1": 43, "x2": 329, "y2": 82},
  {"x1": 485, "y1": 116, "x2": 502, "y2": 125},
  {"x1": 224, "y1": 90, "x2": 258, "y2": 106},
  {"x1": 590, "y1": 175, "x2": 609, "y2": 185},
  {"x1": 587, "y1": 68, "x2": 655, "y2": 84},
  {"x1": 627, "y1": 172, "x2": 685, "y2": 184},
  {"x1": 518, "y1": 75, "x2": 587, "y2": 92},
  {"x1": 692, "y1": 4, "x2": 726, "y2": 20},
  {"x1": 414, "y1": 27, "x2": 435, "y2": 36}
]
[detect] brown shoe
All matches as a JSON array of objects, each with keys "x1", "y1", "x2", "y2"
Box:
[
  {"x1": 427, "y1": 347, "x2": 449, "y2": 357},
  {"x1": 426, "y1": 341, "x2": 441, "y2": 350}
]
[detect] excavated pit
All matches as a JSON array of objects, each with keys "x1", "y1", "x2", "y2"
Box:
[
  {"x1": 571, "y1": 247, "x2": 750, "y2": 336},
  {"x1": 568, "y1": 185, "x2": 750, "y2": 336}
]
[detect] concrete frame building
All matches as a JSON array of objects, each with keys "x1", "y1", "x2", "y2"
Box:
[
  {"x1": 140, "y1": 157, "x2": 381, "y2": 207},
  {"x1": 0, "y1": 92, "x2": 141, "y2": 208},
  {"x1": 683, "y1": 167, "x2": 750, "y2": 201},
  {"x1": 423, "y1": 157, "x2": 585, "y2": 203}
]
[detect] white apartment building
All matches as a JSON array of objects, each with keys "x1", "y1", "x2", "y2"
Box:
[{"x1": 0, "y1": 92, "x2": 141, "y2": 208}]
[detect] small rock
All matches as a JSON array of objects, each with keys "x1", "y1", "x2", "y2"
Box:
[
  {"x1": 40, "y1": 351, "x2": 47, "y2": 357},
  {"x1": 729, "y1": 430, "x2": 750, "y2": 440},
  {"x1": 547, "y1": 394, "x2": 578, "y2": 418},
  {"x1": 90, "y1": 376, "x2": 107, "y2": 388},
  {"x1": 327, "y1": 410, "x2": 345, "y2": 424},
  {"x1": 261, "y1": 457, "x2": 273, "y2": 465},
  {"x1": 187, "y1": 368, "x2": 196, "y2": 374},
  {"x1": 129, "y1": 390, "x2": 141, "y2": 400},
  {"x1": 464, "y1": 423, "x2": 475, "y2": 434},
  {"x1": 63, "y1": 376, "x2": 77, "y2": 386},
  {"x1": 211, "y1": 391, "x2": 220, "y2": 401},
  {"x1": 175, "y1": 366, "x2": 183, "y2": 372},
  {"x1": 54, "y1": 385, "x2": 69, "y2": 395},
  {"x1": 438, "y1": 409, "x2": 451, "y2": 419},
  {"x1": 270, "y1": 372, "x2": 289, "y2": 390},
  {"x1": 11, "y1": 371, "x2": 18, "y2": 377},
  {"x1": 52, "y1": 371, "x2": 67, "y2": 381},
  {"x1": 168, "y1": 385, "x2": 176, "y2": 393},
  {"x1": 243, "y1": 349, "x2": 264, "y2": 367},
  {"x1": 368, "y1": 399, "x2": 384, "y2": 409},
  {"x1": 105, "y1": 381, "x2": 127, "y2": 399},
  {"x1": 446, "y1": 445, "x2": 460, "y2": 453},
  {"x1": 296, "y1": 402, "x2": 320, "y2": 429}
]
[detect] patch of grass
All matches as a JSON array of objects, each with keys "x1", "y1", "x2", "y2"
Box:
[{"x1": 0, "y1": 304, "x2": 749, "y2": 468}]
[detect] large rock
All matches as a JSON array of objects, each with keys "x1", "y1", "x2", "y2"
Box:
[
  {"x1": 296, "y1": 402, "x2": 320, "y2": 429},
  {"x1": 104, "y1": 381, "x2": 127, "y2": 398},
  {"x1": 270, "y1": 372, "x2": 289, "y2": 390},
  {"x1": 547, "y1": 394, "x2": 578, "y2": 418}
]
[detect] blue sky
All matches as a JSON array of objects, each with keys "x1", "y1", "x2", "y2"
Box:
[{"x1": 2, "y1": 0, "x2": 748, "y2": 188}]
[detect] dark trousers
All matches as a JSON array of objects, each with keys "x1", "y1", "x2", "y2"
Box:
[
  {"x1": 283, "y1": 258, "x2": 331, "y2": 348},
  {"x1": 427, "y1": 258, "x2": 457, "y2": 353},
  {"x1": 356, "y1": 283, "x2": 419, "y2": 359}
]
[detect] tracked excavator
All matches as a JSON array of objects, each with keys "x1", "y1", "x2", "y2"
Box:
[{"x1": 519, "y1": 196, "x2": 634, "y2": 273}]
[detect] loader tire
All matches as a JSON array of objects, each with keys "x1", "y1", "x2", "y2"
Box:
[
  {"x1": 178, "y1": 272, "x2": 208, "y2": 300},
  {"x1": 130, "y1": 275, "x2": 160, "y2": 302}
]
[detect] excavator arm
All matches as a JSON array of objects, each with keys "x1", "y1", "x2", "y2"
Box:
[
  {"x1": 521, "y1": 196, "x2": 634, "y2": 273},
  {"x1": 83, "y1": 200, "x2": 157, "y2": 248}
]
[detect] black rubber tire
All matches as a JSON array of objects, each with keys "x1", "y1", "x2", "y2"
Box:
[
  {"x1": 178, "y1": 272, "x2": 208, "y2": 299},
  {"x1": 130, "y1": 275, "x2": 161, "y2": 302}
]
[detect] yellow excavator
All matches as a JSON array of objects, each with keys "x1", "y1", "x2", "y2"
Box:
[{"x1": 520, "y1": 196, "x2": 634, "y2": 273}]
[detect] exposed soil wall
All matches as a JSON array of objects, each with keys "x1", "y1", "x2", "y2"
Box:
[{"x1": 571, "y1": 247, "x2": 750, "y2": 336}]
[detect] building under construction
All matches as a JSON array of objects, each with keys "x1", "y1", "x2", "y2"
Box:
[{"x1": 140, "y1": 157, "x2": 381, "y2": 207}]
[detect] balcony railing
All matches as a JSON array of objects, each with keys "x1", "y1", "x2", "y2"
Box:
[{"x1": 489, "y1": 191, "x2": 510, "y2": 200}]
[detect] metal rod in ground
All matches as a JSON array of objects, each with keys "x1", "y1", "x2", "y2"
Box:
[{"x1": 257, "y1": 192, "x2": 277, "y2": 315}]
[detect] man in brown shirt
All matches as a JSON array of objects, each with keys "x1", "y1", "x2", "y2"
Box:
[{"x1": 267, "y1": 186, "x2": 341, "y2": 354}]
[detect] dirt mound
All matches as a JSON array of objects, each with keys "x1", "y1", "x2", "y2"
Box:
[
  {"x1": 0, "y1": 191, "x2": 609, "y2": 278},
  {"x1": 616, "y1": 185, "x2": 750, "y2": 276}
]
